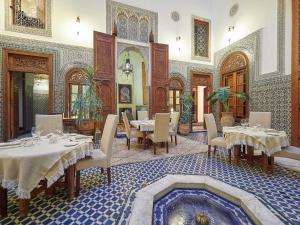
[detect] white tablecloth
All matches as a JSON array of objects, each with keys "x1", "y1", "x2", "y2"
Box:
[
  {"x1": 0, "y1": 135, "x2": 93, "y2": 199},
  {"x1": 223, "y1": 126, "x2": 289, "y2": 155},
  {"x1": 130, "y1": 120, "x2": 155, "y2": 132}
]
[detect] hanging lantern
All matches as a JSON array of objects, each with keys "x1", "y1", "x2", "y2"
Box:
[{"x1": 122, "y1": 51, "x2": 133, "y2": 78}]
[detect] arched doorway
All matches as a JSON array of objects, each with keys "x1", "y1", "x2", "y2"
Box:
[
  {"x1": 169, "y1": 76, "x2": 185, "y2": 113},
  {"x1": 117, "y1": 46, "x2": 148, "y2": 121},
  {"x1": 220, "y1": 51, "x2": 249, "y2": 120},
  {"x1": 64, "y1": 68, "x2": 87, "y2": 118}
]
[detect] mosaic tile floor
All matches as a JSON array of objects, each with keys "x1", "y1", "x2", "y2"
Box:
[{"x1": 1, "y1": 133, "x2": 300, "y2": 225}]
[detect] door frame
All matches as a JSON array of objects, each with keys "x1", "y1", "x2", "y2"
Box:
[
  {"x1": 190, "y1": 71, "x2": 213, "y2": 125},
  {"x1": 3, "y1": 49, "x2": 53, "y2": 141},
  {"x1": 292, "y1": 0, "x2": 300, "y2": 146}
]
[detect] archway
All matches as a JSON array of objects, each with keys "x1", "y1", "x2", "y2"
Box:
[
  {"x1": 220, "y1": 51, "x2": 249, "y2": 120},
  {"x1": 169, "y1": 76, "x2": 185, "y2": 113},
  {"x1": 117, "y1": 46, "x2": 148, "y2": 121}
]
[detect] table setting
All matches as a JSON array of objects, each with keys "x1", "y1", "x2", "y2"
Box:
[
  {"x1": 0, "y1": 129, "x2": 94, "y2": 217},
  {"x1": 222, "y1": 120, "x2": 289, "y2": 173}
]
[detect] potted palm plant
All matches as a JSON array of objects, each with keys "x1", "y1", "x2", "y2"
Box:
[
  {"x1": 207, "y1": 86, "x2": 247, "y2": 127},
  {"x1": 72, "y1": 67, "x2": 102, "y2": 135},
  {"x1": 178, "y1": 93, "x2": 194, "y2": 135}
]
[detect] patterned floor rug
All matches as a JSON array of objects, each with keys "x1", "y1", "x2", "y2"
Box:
[
  {"x1": 1, "y1": 133, "x2": 300, "y2": 225},
  {"x1": 111, "y1": 134, "x2": 208, "y2": 165}
]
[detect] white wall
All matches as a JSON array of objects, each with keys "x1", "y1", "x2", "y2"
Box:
[
  {"x1": 212, "y1": 0, "x2": 292, "y2": 75},
  {"x1": 0, "y1": 0, "x2": 214, "y2": 64}
]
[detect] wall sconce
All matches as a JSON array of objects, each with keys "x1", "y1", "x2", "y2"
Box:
[
  {"x1": 76, "y1": 16, "x2": 80, "y2": 36},
  {"x1": 176, "y1": 36, "x2": 181, "y2": 52},
  {"x1": 228, "y1": 26, "x2": 235, "y2": 44}
]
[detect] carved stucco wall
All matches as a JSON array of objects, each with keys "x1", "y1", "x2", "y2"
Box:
[
  {"x1": 106, "y1": 0, "x2": 158, "y2": 43},
  {"x1": 0, "y1": 34, "x2": 93, "y2": 140}
]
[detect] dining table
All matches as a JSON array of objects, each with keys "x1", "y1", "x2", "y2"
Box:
[
  {"x1": 223, "y1": 126, "x2": 289, "y2": 173},
  {"x1": 130, "y1": 120, "x2": 174, "y2": 149},
  {"x1": 0, "y1": 133, "x2": 94, "y2": 217}
]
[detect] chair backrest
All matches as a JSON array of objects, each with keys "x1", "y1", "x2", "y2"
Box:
[
  {"x1": 153, "y1": 113, "x2": 170, "y2": 142},
  {"x1": 101, "y1": 114, "x2": 118, "y2": 161},
  {"x1": 249, "y1": 112, "x2": 271, "y2": 128},
  {"x1": 35, "y1": 114, "x2": 63, "y2": 136},
  {"x1": 122, "y1": 112, "x2": 131, "y2": 137},
  {"x1": 137, "y1": 111, "x2": 149, "y2": 121},
  {"x1": 126, "y1": 111, "x2": 134, "y2": 121},
  {"x1": 170, "y1": 112, "x2": 180, "y2": 132},
  {"x1": 204, "y1": 114, "x2": 218, "y2": 145}
]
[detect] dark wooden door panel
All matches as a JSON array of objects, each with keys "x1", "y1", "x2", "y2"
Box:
[
  {"x1": 151, "y1": 43, "x2": 169, "y2": 115},
  {"x1": 94, "y1": 31, "x2": 116, "y2": 129},
  {"x1": 292, "y1": 0, "x2": 300, "y2": 146}
]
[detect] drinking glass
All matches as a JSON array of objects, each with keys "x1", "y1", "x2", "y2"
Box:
[{"x1": 31, "y1": 127, "x2": 37, "y2": 138}]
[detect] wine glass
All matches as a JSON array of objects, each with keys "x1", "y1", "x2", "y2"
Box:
[{"x1": 31, "y1": 127, "x2": 37, "y2": 138}]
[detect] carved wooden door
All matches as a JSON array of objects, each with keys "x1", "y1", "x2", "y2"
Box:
[
  {"x1": 94, "y1": 31, "x2": 116, "y2": 129},
  {"x1": 191, "y1": 73, "x2": 212, "y2": 123},
  {"x1": 151, "y1": 43, "x2": 169, "y2": 116},
  {"x1": 10, "y1": 73, "x2": 19, "y2": 138},
  {"x1": 292, "y1": 0, "x2": 300, "y2": 146},
  {"x1": 222, "y1": 70, "x2": 247, "y2": 120}
]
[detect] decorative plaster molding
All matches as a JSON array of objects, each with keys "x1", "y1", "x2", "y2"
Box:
[
  {"x1": 106, "y1": 0, "x2": 158, "y2": 43},
  {"x1": 5, "y1": 0, "x2": 52, "y2": 37}
]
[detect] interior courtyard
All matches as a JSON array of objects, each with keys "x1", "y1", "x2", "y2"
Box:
[{"x1": 0, "y1": 0, "x2": 299, "y2": 224}]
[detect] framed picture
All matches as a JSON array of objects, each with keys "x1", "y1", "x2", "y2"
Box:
[
  {"x1": 5, "y1": 0, "x2": 52, "y2": 37},
  {"x1": 119, "y1": 84, "x2": 132, "y2": 104}
]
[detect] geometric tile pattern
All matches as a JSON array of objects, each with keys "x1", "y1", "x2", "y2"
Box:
[
  {"x1": 1, "y1": 133, "x2": 300, "y2": 225},
  {"x1": 153, "y1": 189, "x2": 255, "y2": 225}
]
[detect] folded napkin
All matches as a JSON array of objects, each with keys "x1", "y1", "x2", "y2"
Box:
[
  {"x1": 75, "y1": 135, "x2": 93, "y2": 140},
  {"x1": 0, "y1": 141, "x2": 22, "y2": 148}
]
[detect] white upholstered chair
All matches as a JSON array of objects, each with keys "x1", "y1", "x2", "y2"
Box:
[
  {"x1": 248, "y1": 112, "x2": 271, "y2": 128},
  {"x1": 75, "y1": 114, "x2": 118, "y2": 195},
  {"x1": 122, "y1": 112, "x2": 143, "y2": 150},
  {"x1": 137, "y1": 111, "x2": 149, "y2": 121},
  {"x1": 247, "y1": 112, "x2": 272, "y2": 161},
  {"x1": 147, "y1": 113, "x2": 170, "y2": 155},
  {"x1": 204, "y1": 114, "x2": 231, "y2": 161},
  {"x1": 169, "y1": 112, "x2": 180, "y2": 145},
  {"x1": 35, "y1": 114, "x2": 63, "y2": 136}
]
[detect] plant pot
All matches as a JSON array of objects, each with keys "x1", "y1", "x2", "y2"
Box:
[
  {"x1": 220, "y1": 112, "x2": 235, "y2": 127},
  {"x1": 77, "y1": 119, "x2": 95, "y2": 135},
  {"x1": 179, "y1": 123, "x2": 190, "y2": 135}
]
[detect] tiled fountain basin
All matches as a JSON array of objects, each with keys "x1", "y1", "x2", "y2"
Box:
[{"x1": 128, "y1": 175, "x2": 284, "y2": 225}]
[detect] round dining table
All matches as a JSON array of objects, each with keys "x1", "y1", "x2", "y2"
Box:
[
  {"x1": 223, "y1": 126, "x2": 289, "y2": 173},
  {"x1": 0, "y1": 134, "x2": 93, "y2": 217}
]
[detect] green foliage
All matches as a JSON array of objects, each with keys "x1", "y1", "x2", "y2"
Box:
[
  {"x1": 180, "y1": 93, "x2": 194, "y2": 124},
  {"x1": 207, "y1": 86, "x2": 247, "y2": 112},
  {"x1": 72, "y1": 67, "x2": 102, "y2": 123}
]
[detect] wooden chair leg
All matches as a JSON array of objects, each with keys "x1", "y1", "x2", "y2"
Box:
[
  {"x1": 153, "y1": 143, "x2": 157, "y2": 155},
  {"x1": 170, "y1": 136, "x2": 173, "y2": 142},
  {"x1": 75, "y1": 171, "x2": 80, "y2": 197},
  {"x1": 101, "y1": 168, "x2": 104, "y2": 173},
  {"x1": 126, "y1": 138, "x2": 128, "y2": 146},
  {"x1": 208, "y1": 145, "x2": 211, "y2": 157},
  {"x1": 166, "y1": 142, "x2": 169, "y2": 153},
  {"x1": 0, "y1": 187, "x2": 7, "y2": 218},
  {"x1": 128, "y1": 139, "x2": 130, "y2": 150},
  {"x1": 107, "y1": 168, "x2": 111, "y2": 184},
  {"x1": 175, "y1": 135, "x2": 177, "y2": 146},
  {"x1": 213, "y1": 146, "x2": 217, "y2": 156},
  {"x1": 228, "y1": 149, "x2": 231, "y2": 164},
  {"x1": 19, "y1": 199, "x2": 30, "y2": 217}
]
